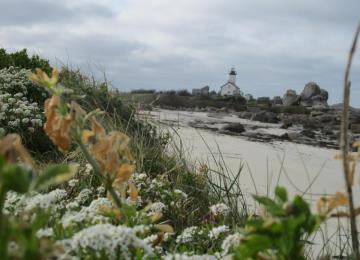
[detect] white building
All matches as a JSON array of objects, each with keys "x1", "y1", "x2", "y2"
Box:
[{"x1": 219, "y1": 68, "x2": 241, "y2": 96}]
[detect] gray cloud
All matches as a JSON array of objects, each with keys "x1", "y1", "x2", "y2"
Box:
[
  {"x1": 0, "y1": 0, "x2": 114, "y2": 25},
  {"x1": 0, "y1": 0, "x2": 359, "y2": 105}
]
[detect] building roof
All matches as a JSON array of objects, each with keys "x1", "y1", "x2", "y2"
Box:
[{"x1": 229, "y1": 68, "x2": 237, "y2": 75}]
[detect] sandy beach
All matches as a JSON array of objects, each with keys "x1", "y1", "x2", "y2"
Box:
[{"x1": 140, "y1": 108, "x2": 360, "y2": 256}]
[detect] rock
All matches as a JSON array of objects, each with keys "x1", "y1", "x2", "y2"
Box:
[
  {"x1": 287, "y1": 132, "x2": 300, "y2": 140},
  {"x1": 251, "y1": 111, "x2": 279, "y2": 123},
  {"x1": 217, "y1": 107, "x2": 228, "y2": 113},
  {"x1": 300, "y1": 129, "x2": 316, "y2": 138},
  {"x1": 222, "y1": 123, "x2": 245, "y2": 133},
  {"x1": 300, "y1": 82, "x2": 328, "y2": 107},
  {"x1": 310, "y1": 111, "x2": 324, "y2": 117},
  {"x1": 238, "y1": 111, "x2": 253, "y2": 119},
  {"x1": 350, "y1": 123, "x2": 360, "y2": 133},
  {"x1": 301, "y1": 82, "x2": 321, "y2": 100},
  {"x1": 282, "y1": 89, "x2": 300, "y2": 106},
  {"x1": 320, "y1": 88, "x2": 329, "y2": 101},
  {"x1": 280, "y1": 132, "x2": 299, "y2": 141},
  {"x1": 280, "y1": 121, "x2": 293, "y2": 129}
]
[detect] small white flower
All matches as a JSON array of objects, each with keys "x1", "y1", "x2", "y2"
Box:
[
  {"x1": 68, "y1": 179, "x2": 79, "y2": 187},
  {"x1": 208, "y1": 225, "x2": 229, "y2": 239},
  {"x1": 176, "y1": 226, "x2": 198, "y2": 244},
  {"x1": 163, "y1": 253, "x2": 217, "y2": 260},
  {"x1": 221, "y1": 233, "x2": 243, "y2": 255},
  {"x1": 36, "y1": 228, "x2": 53, "y2": 239},
  {"x1": 147, "y1": 202, "x2": 165, "y2": 215},
  {"x1": 84, "y1": 163, "x2": 93, "y2": 175},
  {"x1": 210, "y1": 203, "x2": 230, "y2": 217},
  {"x1": 67, "y1": 224, "x2": 154, "y2": 259}
]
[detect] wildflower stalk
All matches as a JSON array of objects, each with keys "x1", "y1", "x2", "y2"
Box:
[
  {"x1": 340, "y1": 23, "x2": 360, "y2": 258},
  {"x1": 76, "y1": 138, "x2": 123, "y2": 209}
]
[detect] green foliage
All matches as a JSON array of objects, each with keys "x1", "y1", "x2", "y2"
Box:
[
  {"x1": 0, "y1": 155, "x2": 77, "y2": 259},
  {"x1": 233, "y1": 186, "x2": 321, "y2": 260},
  {"x1": 0, "y1": 48, "x2": 52, "y2": 74},
  {"x1": 153, "y1": 94, "x2": 246, "y2": 111},
  {"x1": 269, "y1": 105, "x2": 310, "y2": 114},
  {"x1": 0, "y1": 67, "x2": 53, "y2": 153}
]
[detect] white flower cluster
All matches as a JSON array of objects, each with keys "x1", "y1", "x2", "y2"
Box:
[
  {"x1": 209, "y1": 203, "x2": 230, "y2": 217},
  {"x1": 65, "y1": 188, "x2": 93, "y2": 210},
  {"x1": 163, "y1": 253, "x2": 217, "y2": 260},
  {"x1": 3, "y1": 191, "x2": 26, "y2": 215},
  {"x1": 61, "y1": 197, "x2": 112, "y2": 228},
  {"x1": 67, "y1": 223, "x2": 153, "y2": 259},
  {"x1": 175, "y1": 226, "x2": 199, "y2": 244},
  {"x1": 36, "y1": 228, "x2": 54, "y2": 239},
  {"x1": 147, "y1": 202, "x2": 166, "y2": 216},
  {"x1": 0, "y1": 67, "x2": 45, "y2": 133},
  {"x1": 208, "y1": 225, "x2": 230, "y2": 239},
  {"x1": 221, "y1": 233, "x2": 243, "y2": 255},
  {"x1": 25, "y1": 189, "x2": 67, "y2": 212}
]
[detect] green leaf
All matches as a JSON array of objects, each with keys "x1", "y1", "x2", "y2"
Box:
[
  {"x1": 237, "y1": 234, "x2": 272, "y2": 257},
  {"x1": 253, "y1": 195, "x2": 284, "y2": 216},
  {"x1": 275, "y1": 186, "x2": 288, "y2": 203},
  {"x1": 33, "y1": 163, "x2": 78, "y2": 190},
  {"x1": 2, "y1": 165, "x2": 31, "y2": 193}
]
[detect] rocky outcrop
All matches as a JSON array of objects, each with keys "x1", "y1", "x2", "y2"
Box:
[
  {"x1": 238, "y1": 111, "x2": 253, "y2": 119},
  {"x1": 300, "y1": 82, "x2": 328, "y2": 107},
  {"x1": 282, "y1": 89, "x2": 300, "y2": 106},
  {"x1": 251, "y1": 111, "x2": 279, "y2": 123}
]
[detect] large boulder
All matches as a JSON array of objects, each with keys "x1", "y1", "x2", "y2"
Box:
[
  {"x1": 300, "y1": 82, "x2": 328, "y2": 107},
  {"x1": 282, "y1": 89, "x2": 300, "y2": 106},
  {"x1": 301, "y1": 82, "x2": 321, "y2": 100}
]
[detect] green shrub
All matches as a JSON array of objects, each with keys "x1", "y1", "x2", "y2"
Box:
[
  {"x1": 0, "y1": 67, "x2": 53, "y2": 152},
  {"x1": 0, "y1": 48, "x2": 52, "y2": 74},
  {"x1": 269, "y1": 105, "x2": 310, "y2": 114}
]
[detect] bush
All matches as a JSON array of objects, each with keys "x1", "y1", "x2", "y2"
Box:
[
  {"x1": 176, "y1": 89, "x2": 191, "y2": 96},
  {"x1": 0, "y1": 67, "x2": 52, "y2": 152},
  {"x1": 269, "y1": 105, "x2": 310, "y2": 114},
  {"x1": 130, "y1": 89, "x2": 156, "y2": 94},
  {"x1": 0, "y1": 48, "x2": 52, "y2": 75}
]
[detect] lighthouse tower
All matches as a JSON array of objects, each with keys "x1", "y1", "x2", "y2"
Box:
[{"x1": 228, "y1": 67, "x2": 237, "y2": 84}]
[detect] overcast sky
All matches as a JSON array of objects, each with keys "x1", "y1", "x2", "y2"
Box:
[{"x1": 1, "y1": 0, "x2": 359, "y2": 105}]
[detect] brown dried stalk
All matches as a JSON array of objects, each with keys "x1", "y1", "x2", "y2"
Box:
[{"x1": 340, "y1": 22, "x2": 360, "y2": 258}]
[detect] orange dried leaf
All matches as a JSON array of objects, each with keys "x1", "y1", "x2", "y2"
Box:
[
  {"x1": 113, "y1": 164, "x2": 135, "y2": 185},
  {"x1": 43, "y1": 96, "x2": 75, "y2": 151},
  {"x1": 328, "y1": 192, "x2": 348, "y2": 211},
  {"x1": 150, "y1": 212, "x2": 163, "y2": 223},
  {"x1": 0, "y1": 134, "x2": 34, "y2": 167},
  {"x1": 128, "y1": 180, "x2": 138, "y2": 203},
  {"x1": 155, "y1": 224, "x2": 174, "y2": 233}
]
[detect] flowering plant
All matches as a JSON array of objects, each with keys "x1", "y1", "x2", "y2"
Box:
[{"x1": 0, "y1": 67, "x2": 47, "y2": 136}]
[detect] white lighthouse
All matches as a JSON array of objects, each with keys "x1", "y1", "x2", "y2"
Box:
[
  {"x1": 228, "y1": 67, "x2": 237, "y2": 84},
  {"x1": 219, "y1": 68, "x2": 241, "y2": 96}
]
